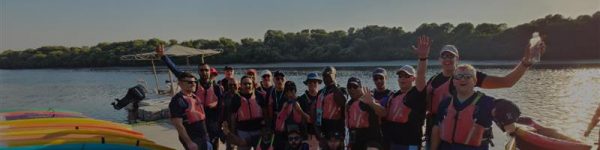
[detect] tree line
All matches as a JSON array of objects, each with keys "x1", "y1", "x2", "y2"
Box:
[{"x1": 1, "y1": 12, "x2": 598, "y2": 69}]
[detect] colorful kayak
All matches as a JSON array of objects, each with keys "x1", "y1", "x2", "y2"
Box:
[
  {"x1": 1, "y1": 128, "x2": 147, "y2": 140},
  {"x1": 0, "y1": 118, "x2": 131, "y2": 129},
  {"x1": 0, "y1": 111, "x2": 86, "y2": 121},
  {"x1": 0, "y1": 136, "x2": 173, "y2": 150},
  {"x1": 6, "y1": 143, "x2": 152, "y2": 150},
  {"x1": 0, "y1": 109, "x2": 174, "y2": 150},
  {"x1": 514, "y1": 127, "x2": 592, "y2": 150},
  {"x1": 0, "y1": 124, "x2": 143, "y2": 138}
]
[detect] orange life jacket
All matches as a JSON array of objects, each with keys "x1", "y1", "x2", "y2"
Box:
[
  {"x1": 346, "y1": 100, "x2": 370, "y2": 129},
  {"x1": 236, "y1": 94, "x2": 263, "y2": 122},
  {"x1": 195, "y1": 84, "x2": 219, "y2": 108},
  {"x1": 183, "y1": 94, "x2": 206, "y2": 123},
  {"x1": 275, "y1": 102, "x2": 304, "y2": 132},
  {"x1": 385, "y1": 92, "x2": 412, "y2": 123},
  {"x1": 427, "y1": 74, "x2": 451, "y2": 115},
  {"x1": 439, "y1": 93, "x2": 486, "y2": 147}
]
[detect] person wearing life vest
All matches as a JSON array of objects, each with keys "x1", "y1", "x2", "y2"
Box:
[
  {"x1": 246, "y1": 69, "x2": 260, "y2": 88},
  {"x1": 274, "y1": 81, "x2": 311, "y2": 149},
  {"x1": 257, "y1": 70, "x2": 274, "y2": 98},
  {"x1": 423, "y1": 39, "x2": 546, "y2": 149},
  {"x1": 314, "y1": 66, "x2": 348, "y2": 148},
  {"x1": 221, "y1": 120, "x2": 275, "y2": 150},
  {"x1": 267, "y1": 70, "x2": 288, "y2": 127},
  {"x1": 297, "y1": 72, "x2": 322, "y2": 149},
  {"x1": 346, "y1": 77, "x2": 386, "y2": 150},
  {"x1": 431, "y1": 64, "x2": 496, "y2": 150},
  {"x1": 220, "y1": 78, "x2": 239, "y2": 150},
  {"x1": 219, "y1": 66, "x2": 235, "y2": 88},
  {"x1": 286, "y1": 128, "x2": 311, "y2": 150},
  {"x1": 322, "y1": 131, "x2": 344, "y2": 150},
  {"x1": 228, "y1": 75, "x2": 268, "y2": 150},
  {"x1": 371, "y1": 68, "x2": 393, "y2": 105},
  {"x1": 157, "y1": 45, "x2": 223, "y2": 150},
  {"x1": 169, "y1": 72, "x2": 213, "y2": 150},
  {"x1": 381, "y1": 35, "x2": 431, "y2": 150}
]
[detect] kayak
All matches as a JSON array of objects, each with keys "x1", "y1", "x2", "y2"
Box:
[
  {"x1": 0, "y1": 124, "x2": 143, "y2": 138},
  {"x1": 513, "y1": 127, "x2": 592, "y2": 150},
  {"x1": 0, "y1": 111, "x2": 86, "y2": 121},
  {"x1": 6, "y1": 143, "x2": 152, "y2": 150},
  {"x1": 1, "y1": 128, "x2": 147, "y2": 140},
  {"x1": 0, "y1": 118, "x2": 131, "y2": 129},
  {"x1": 0, "y1": 136, "x2": 173, "y2": 150}
]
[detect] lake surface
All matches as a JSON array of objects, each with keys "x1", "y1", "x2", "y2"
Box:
[{"x1": 1, "y1": 60, "x2": 599, "y2": 149}]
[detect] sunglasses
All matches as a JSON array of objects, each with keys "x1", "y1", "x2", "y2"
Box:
[
  {"x1": 288, "y1": 136, "x2": 302, "y2": 141},
  {"x1": 453, "y1": 74, "x2": 474, "y2": 80},
  {"x1": 397, "y1": 73, "x2": 412, "y2": 78},
  {"x1": 440, "y1": 54, "x2": 456, "y2": 59},
  {"x1": 180, "y1": 80, "x2": 197, "y2": 84}
]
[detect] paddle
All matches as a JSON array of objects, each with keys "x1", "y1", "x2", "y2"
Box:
[{"x1": 516, "y1": 116, "x2": 579, "y2": 142}]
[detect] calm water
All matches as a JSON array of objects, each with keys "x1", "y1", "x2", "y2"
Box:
[{"x1": 1, "y1": 61, "x2": 599, "y2": 148}]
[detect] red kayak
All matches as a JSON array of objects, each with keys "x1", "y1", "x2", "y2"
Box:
[{"x1": 509, "y1": 117, "x2": 592, "y2": 150}]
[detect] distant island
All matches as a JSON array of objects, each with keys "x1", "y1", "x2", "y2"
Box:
[{"x1": 1, "y1": 12, "x2": 598, "y2": 69}]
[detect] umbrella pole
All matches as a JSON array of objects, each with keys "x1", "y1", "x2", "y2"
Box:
[
  {"x1": 151, "y1": 60, "x2": 160, "y2": 94},
  {"x1": 186, "y1": 57, "x2": 190, "y2": 67},
  {"x1": 201, "y1": 55, "x2": 205, "y2": 63}
]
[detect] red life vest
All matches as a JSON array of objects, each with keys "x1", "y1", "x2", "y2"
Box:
[
  {"x1": 385, "y1": 92, "x2": 412, "y2": 123},
  {"x1": 256, "y1": 135, "x2": 275, "y2": 150},
  {"x1": 346, "y1": 100, "x2": 370, "y2": 129},
  {"x1": 183, "y1": 94, "x2": 206, "y2": 123},
  {"x1": 275, "y1": 102, "x2": 303, "y2": 132},
  {"x1": 439, "y1": 93, "x2": 486, "y2": 147},
  {"x1": 316, "y1": 90, "x2": 342, "y2": 121},
  {"x1": 427, "y1": 74, "x2": 451, "y2": 115},
  {"x1": 194, "y1": 84, "x2": 219, "y2": 108},
  {"x1": 236, "y1": 94, "x2": 263, "y2": 122}
]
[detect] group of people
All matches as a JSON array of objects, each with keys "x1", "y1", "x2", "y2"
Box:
[{"x1": 156, "y1": 35, "x2": 546, "y2": 150}]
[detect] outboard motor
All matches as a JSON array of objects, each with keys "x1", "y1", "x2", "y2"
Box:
[{"x1": 111, "y1": 84, "x2": 147, "y2": 110}]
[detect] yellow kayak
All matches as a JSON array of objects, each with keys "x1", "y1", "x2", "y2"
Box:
[
  {"x1": 0, "y1": 124, "x2": 144, "y2": 138},
  {"x1": 0, "y1": 118, "x2": 131, "y2": 129},
  {"x1": 1, "y1": 136, "x2": 173, "y2": 150},
  {"x1": 1, "y1": 128, "x2": 147, "y2": 140}
]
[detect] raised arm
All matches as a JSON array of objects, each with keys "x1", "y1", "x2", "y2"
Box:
[
  {"x1": 480, "y1": 41, "x2": 546, "y2": 89},
  {"x1": 413, "y1": 35, "x2": 431, "y2": 91},
  {"x1": 156, "y1": 44, "x2": 184, "y2": 78}
]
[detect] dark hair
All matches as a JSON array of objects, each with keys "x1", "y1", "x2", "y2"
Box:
[
  {"x1": 178, "y1": 72, "x2": 196, "y2": 80},
  {"x1": 284, "y1": 81, "x2": 297, "y2": 92},
  {"x1": 197, "y1": 63, "x2": 210, "y2": 69},
  {"x1": 241, "y1": 75, "x2": 254, "y2": 84}
]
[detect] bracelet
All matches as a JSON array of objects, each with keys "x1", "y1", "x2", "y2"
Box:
[{"x1": 419, "y1": 58, "x2": 428, "y2": 61}]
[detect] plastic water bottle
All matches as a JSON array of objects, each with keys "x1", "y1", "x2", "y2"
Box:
[{"x1": 529, "y1": 32, "x2": 542, "y2": 63}]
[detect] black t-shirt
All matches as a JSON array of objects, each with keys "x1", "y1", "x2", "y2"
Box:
[
  {"x1": 267, "y1": 88, "x2": 287, "y2": 115},
  {"x1": 169, "y1": 92, "x2": 208, "y2": 139},
  {"x1": 428, "y1": 71, "x2": 488, "y2": 94},
  {"x1": 229, "y1": 92, "x2": 267, "y2": 131},
  {"x1": 382, "y1": 87, "x2": 426, "y2": 145},
  {"x1": 297, "y1": 91, "x2": 318, "y2": 114}
]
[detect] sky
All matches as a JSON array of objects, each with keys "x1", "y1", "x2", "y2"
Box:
[{"x1": 0, "y1": 0, "x2": 598, "y2": 51}]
